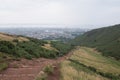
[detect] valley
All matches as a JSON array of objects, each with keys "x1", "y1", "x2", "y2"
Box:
[
  {"x1": 0, "y1": 0, "x2": 120, "y2": 80},
  {"x1": 0, "y1": 24, "x2": 120, "y2": 80}
]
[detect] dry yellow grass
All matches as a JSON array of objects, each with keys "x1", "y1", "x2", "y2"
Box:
[
  {"x1": 70, "y1": 47, "x2": 120, "y2": 74},
  {"x1": 60, "y1": 60, "x2": 109, "y2": 80},
  {"x1": 60, "y1": 47, "x2": 120, "y2": 80},
  {"x1": 0, "y1": 33, "x2": 14, "y2": 41},
  {"x1": 0, "y1": 33, "x2": 29, "y2": 42},
  {"x1": 42, "y1": 44, "x2": 58, "y2": 51},
  {"x1": 17, "y1": 37, "x2": 29, "y2": 42}
]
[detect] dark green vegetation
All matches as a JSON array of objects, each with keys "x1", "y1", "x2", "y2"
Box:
[
  {"x1": 0, "y1": 40, "x2": 55, "y2": 59},
  {"x1": 0, "y1": 62, "x2": 8, "y2": 71},
  {"x1": 72, "y1": 24, "x2": 120, "y2": 60},
  {"x1": 51, "y1": 41, "x2": 73, "y2": 56},
  {"x1": 0, "y1": 37, "x2": 72, "y2": 59},
  {"x1": 36, "y1": 65, "x2": 54, "y2": 80},
  {"x1": 0, "y1": 52, "x2": 10, "y2": 72},
  {"x1": 0, "y1": 33, "x2": 72, "y2": 71},
  {"x1": 43, "y1": 65, "x2": 54, "y2": 74}
]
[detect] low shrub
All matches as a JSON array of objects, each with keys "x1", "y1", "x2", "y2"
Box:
[
  {"x1": 13, "y1": 39, "x2": 19, "y2": 43},
  {"x1": 43, "y1": 65, "x2": 54, "y2": 74},
  {"x1": 36, "y1": 74, "x2": 47, "y2": 80},
  {"x1": 0, "y1": 63, "x2": 8, "y2": 71},
  {"x1": 0, "y1": 38, "x2": 72, "y2": 60}
]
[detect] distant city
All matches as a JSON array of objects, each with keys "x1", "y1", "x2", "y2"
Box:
[{"x1": 0, "y1": 26, "x2": 89, "y2": 41}]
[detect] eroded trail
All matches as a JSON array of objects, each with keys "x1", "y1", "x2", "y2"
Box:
[{"x1": 0, "y1": 52, "x2": 72, "y2": 80}]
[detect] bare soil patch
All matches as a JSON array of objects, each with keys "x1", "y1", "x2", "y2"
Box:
[
  {"x1": 46, "y1": 63, "x2": 60, "y2": 80},
  {"x1": 0, "y1": 51, "x2": 72, "y2": 80}
]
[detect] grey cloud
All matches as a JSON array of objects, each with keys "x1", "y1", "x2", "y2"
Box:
[{"x1": 0, "y1": 0, "x2": 120, "y2": 27}]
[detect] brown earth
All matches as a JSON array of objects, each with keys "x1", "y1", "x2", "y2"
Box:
[
  {"x1": 0, "y1": 52, "x2": 72, "y2": 80},
  {"x1": 46, "y1": 63, "x2": 60, "y2": 80}
]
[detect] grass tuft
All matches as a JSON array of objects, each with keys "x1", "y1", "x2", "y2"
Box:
[
  {"x1": 0, "y1": 63, "x2": 8, "y2": 71},
  {"x1": 43, "y1": 65, "x2": 54, "y2": 74}
]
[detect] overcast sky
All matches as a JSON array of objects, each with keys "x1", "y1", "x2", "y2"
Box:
[{"x1": 0, "y1": 0, "x2": 120, "y2": 28}]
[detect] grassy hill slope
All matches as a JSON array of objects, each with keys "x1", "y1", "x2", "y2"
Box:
[
  {"x1": 0, "y1": 33, "x2": 72, "y2": 71},
  {"x1": 0, "y1": 32, "x2": 29, "y2": 42},
  {"x1": 60, "y1": 47, "x2": 120, "y2": 80},
  {"x1": 72, "y1": 24, "x2": 120, "y2": 60}
]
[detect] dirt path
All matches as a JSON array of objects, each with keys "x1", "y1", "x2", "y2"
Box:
[
  {"x1": 0, "y1": 52, "x2": 72, "y2": 80},
  {"x1": 46, "y1": 63, "x2": 60, "y2": 80}
]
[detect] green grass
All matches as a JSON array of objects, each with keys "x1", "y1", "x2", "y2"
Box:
[
  {"x1": 0, "y1": 62, "x2": 8, "y2": 71},
  {"x1": 35, "y1": 74, "x2": 47, "y2": 80},
  {"x1": 51, "y1": 41, "x2": 73, "y2": 56},
  {"x1": 72, "y1": 24, "x2": 120, "y2": 60},
  {"x1": 0, "y1": 36, "x2": 72, "y2": 59},
  {"x1": 35, "y1": 65, "x2": 54, "y2": 80},
  {"x1": 0, "y1": 52, "x2": 13, "y2": 72},
  {"x1": 43, "y1": 65, "x2": 54, "y2": 74},
  {"x1": 0, "y1": 33, "x2": 73, "y2": 73}
]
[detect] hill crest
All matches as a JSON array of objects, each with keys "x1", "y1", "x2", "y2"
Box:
[{"x1": 72, "y1": 24, "x2": 120, "y2": 60}]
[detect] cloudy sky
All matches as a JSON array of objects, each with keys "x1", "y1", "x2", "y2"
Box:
[{"x1": 0, "y1": 0, "x2": 120, "y2": 27}]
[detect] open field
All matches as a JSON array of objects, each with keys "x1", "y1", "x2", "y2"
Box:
[{"x1": 60, "y1": 47, "x2": 120, "y2": 80}]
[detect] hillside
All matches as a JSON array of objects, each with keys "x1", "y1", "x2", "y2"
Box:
[
  {"x1": 0, "y1": 31, "x2": 120, "y2": 80},
  {"x1": 0, "y1": 32, "x2": 29, "y2": 42},
  {"x1": 72, "y1": 24, "x2": 120, "y2": 60},
  {"x1": 0, "y1": 33, "x2": 72, "y2": 72},
  {"x1": 60, "y1": 47, "x2": 120, "y2": 80}
]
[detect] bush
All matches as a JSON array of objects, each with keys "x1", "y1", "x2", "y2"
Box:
[
  {"x1": 51, "y1": 41, "x2": 72, "y2": 56},
  {"x1": 17, "y1": 41, "x2": 57, "y2": 59},
  {"x1": 36, "y1": 74, "x2": 47, "y2": 80},
  {"x1": 0, "y1": 41, "x2": 15, "y2": 49},
  {"x1": 13, "y1": 39, "x2": 19, "y2": 43},
  {"x1": 43, "y1": 65, "x2": 54, "y2": 74},
  {"x1": 0, "y1": 38, "x2": 71, "y2": 59},
  {"x1": 0, "y1": 41, "x2": 15, "y2": 54},
  {"x1": 24, "y1": 53, "x2": 32, "y2": 60},
  {"x1": 28, "y1": 37, "x2": 48, "y2": 46},
  {"x1": 0, "y1": 63, "x2": 8, "y2": 71}
]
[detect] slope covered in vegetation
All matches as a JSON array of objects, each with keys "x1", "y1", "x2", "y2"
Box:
[
  {"x1": 0, "y1": 33, "x2": 72, "y2": 59},
  {"x1": 72, "y1": 24, "x2": 120, "y2": 60},
  {"x1": 0, "y1": 33, "x2": 72, "y2": 71},
  {"x1": 60, "y1": 47, "x2": 120, "y2": 80}
]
